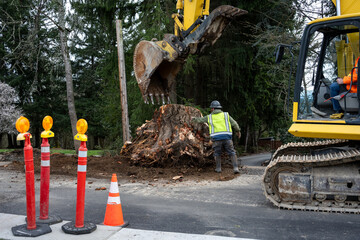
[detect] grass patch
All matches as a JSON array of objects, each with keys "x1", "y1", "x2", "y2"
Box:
[
  {"x1": 0, "y1": 149, "x2": 15, "y2": 153},
  {"x1": 51, "y1": 149, "x2": 105, "y2": 156},
  {"x1": 0, "y1": 148, "x2": 107, "y2": 156}
]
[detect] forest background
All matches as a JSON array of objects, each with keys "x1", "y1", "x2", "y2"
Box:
[{"x1": 0, "y1": 0, "x2": 335, "y2": 153}]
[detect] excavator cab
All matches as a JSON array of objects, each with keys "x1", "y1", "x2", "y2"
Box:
[
  {"x1": 287, "y1": 15, "x2": 360, "y2": 140},
  {"x1": 133, "y1": 1, "x2": 247, "y2": 104}
]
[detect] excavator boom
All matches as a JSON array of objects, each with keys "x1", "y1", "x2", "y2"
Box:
[{"x1": 133, "y1": 3, "x2": 247, "y2": 104}]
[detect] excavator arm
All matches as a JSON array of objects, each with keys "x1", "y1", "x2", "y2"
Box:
[{"x1": 133, "y1": 1, "x2": 247, "y2": 104}]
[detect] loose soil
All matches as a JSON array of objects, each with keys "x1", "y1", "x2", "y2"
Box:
[{"x1": 2, "y1": 149, "x2": 240, "y2": 183}]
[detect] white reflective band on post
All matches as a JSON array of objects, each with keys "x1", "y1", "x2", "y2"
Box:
[
  {"x1": 107, "y1": 196, "x2": 121, "y2": 204},
  {"x1": 41, "y1": 146, "x2": 50, "y2": 153},
  {"x1": 78, "y1": 151, "x2": 87, "y2": 158},
  {"x1": 41, "y1": 160, "x2": 50, "y2": 167},
  {"x1": 109, "y1": 182, "x2": 119, "y2": 193},
  {"x1": 77, "y1": 165, "x2": 87, "y2": 172}
]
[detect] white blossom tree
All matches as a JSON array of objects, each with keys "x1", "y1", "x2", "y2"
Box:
[{"x1": 0, "y1": 82, "x2": 23, "y2": 134}]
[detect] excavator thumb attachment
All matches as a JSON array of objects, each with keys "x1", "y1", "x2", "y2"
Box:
[
  {"x1": 133, "y1": 5, "x2": 247, "y2": 104},
  {"x1": 183, "y1": 5, "x2": 248, "y2": 54}
]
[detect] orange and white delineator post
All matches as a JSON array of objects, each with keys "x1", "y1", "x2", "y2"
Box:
[
  {"x1": 38, "y1": 116, "x2": 62, "y2": 225},
  {"x1": 62, "y1": 119, "x2": 97, "y2": 235},
  {"x1": 103, "y1": 174, "x2": 128, "y2": 227}
]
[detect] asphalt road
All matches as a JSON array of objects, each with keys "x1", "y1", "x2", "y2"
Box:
[
  {"x1": 1, "y1": 157, "x2": 360, "y2": 240},
  {"x1": 239, "y1": 153, "x2": 271, "y2": 166}
]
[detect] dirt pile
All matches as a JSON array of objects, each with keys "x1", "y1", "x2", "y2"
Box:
[
  {"x1": 5, "y1": 151, "x2": 237, "y2": 182},
  {"x1": 121, "y1": 104, "x2": 214, "y2": 167}
]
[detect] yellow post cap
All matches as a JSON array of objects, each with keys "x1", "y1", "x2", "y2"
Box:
[
  {"x1": 41, "y1": 116, "x2": 54, "y2": 138},
  {"x1": 74, "y1": 119, "x2": 88, "y2": 142}
]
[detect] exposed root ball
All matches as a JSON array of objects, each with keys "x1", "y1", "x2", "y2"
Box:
[{"x1": 121, "y1": 104, "x2": 213, "y2": 167}]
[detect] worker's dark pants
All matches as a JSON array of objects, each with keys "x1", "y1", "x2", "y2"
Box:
[
  {"x1": 330, "y1": 82, "x2": 347, "y2": 112},
  {"x1": 212, "y1": 139, "x2": 236, "y2": 157}
]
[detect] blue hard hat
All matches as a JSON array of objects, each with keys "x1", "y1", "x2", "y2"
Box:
[{"x1": 210, "y1": 100, "x2": 222, "y2": 109}]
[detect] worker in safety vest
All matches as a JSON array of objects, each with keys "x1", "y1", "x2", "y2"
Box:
[
  {"x1": 330, "y1": 56, "x2": 359, "y2": 118},
  {"x1": 192, "y1": 100, "x2": 241, "y2": 174}
]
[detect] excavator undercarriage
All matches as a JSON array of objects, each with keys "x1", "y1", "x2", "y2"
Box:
[{"x1": 263, "y1": 140, "x2": 360, "y2": 213}]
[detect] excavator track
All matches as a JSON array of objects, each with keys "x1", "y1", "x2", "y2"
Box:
[
  {"x1": 271, "y1": 139, "x2": 349, "y2": 161},
  {"x1": 263, "y1": 140, "x2": 360, "y2": 213}
]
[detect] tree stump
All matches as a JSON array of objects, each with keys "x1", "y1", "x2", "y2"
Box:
[{"x1": 121, "y1": 104, "x2": 213, "y2": 167}]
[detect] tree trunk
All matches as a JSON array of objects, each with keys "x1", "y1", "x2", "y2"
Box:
[
  {"x1": 245, "y1": 125, "x2": 249, "y2": 153},
  {"x1": 121, "y1": 104, "x2": 213, "y2": 167},
  {"x1": 58, "y1": 0, "x2": 79, "y2": 151},
  {"x1": 7, "y1": 134, "x2": 13, "y2": 148},
  {"x1": 116, "y1": 20, "x2": 131, "y2": 143}
]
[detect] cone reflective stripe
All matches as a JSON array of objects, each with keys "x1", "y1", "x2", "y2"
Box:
[
  {"x1": 103, "y1": 174, "x2": 128, "y2": 227},
  {"x1": 108, "y1": 181, "x2": 121, "y2": 204}
]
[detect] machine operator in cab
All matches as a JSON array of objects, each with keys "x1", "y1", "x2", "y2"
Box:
[{"x1": 330, "y1": 57, "x2": 360, "y2": 118}]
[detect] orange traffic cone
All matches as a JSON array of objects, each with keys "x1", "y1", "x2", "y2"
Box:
[{"x1": 103, "y1": 173, "x2": 128, "y2": 227}]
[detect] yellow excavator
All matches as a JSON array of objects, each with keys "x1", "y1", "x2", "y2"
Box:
[
  {"x1": 133, "y1": 0, "x2": 247, "y2": 104},
  {"x1": 263, "y1": 0, "x2": 360, "y2": 213}
]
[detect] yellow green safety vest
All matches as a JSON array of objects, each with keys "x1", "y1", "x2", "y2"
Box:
[{"x1": 207, "y1": 112, "x2": 232, "y2": 138}]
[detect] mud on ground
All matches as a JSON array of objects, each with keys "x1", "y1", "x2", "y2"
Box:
[{"x1": 1, "y1": 149, "x2": 240, "y2": 183}]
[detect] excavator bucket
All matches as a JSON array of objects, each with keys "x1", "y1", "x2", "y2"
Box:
[
  {"x1": 133, "y1": 5, "x2": 247, "y2": 104},
  {"x1": 133, "y1": 39, "x2": 183, "y2": 104}
]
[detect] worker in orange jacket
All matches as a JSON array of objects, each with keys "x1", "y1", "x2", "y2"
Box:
[{"x1": 330, "y1": 56, "x2": 359, "y2": 116}]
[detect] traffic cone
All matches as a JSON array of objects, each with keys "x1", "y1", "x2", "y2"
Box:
[{"x1": 103, "y1": 174, "x2": 128, "y2": 227}]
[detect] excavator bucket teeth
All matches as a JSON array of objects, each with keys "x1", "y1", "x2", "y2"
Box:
[
  {"x1": 183, "y1": 5, "x2": 248, "y2": 53},
  {"x1": 133, "y1": 40, "x2": 183, "y2": 104},
  {"x1": 133, "y1": 5, "x2": 247, "y2": 104}
]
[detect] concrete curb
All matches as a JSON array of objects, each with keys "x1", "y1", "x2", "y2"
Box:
[{"x1": 0, "y1": 213, "x2": 256, "y2": 240}]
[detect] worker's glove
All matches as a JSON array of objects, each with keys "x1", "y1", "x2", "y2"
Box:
[{"x1": 236, "y1": 132, "x2": 241, "y2": 139}]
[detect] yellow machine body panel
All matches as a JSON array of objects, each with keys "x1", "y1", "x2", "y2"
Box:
[
  {"x1": 309, "y1": 12, "x2": 360, "y2": 24},
  {"x1": 289, "y1": 123, "x2": 360, "y2": 140},
  {"x1": 183, "y1": 0, "x2": 208, "y2": 31},
  {"x1": 332, "y1": 0, "x2": 360, "y2": 15}
]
